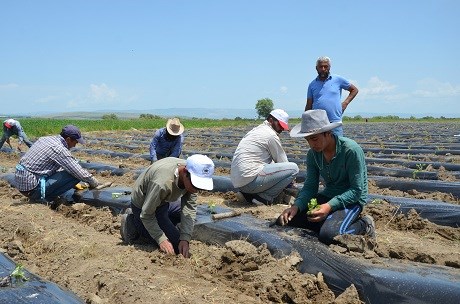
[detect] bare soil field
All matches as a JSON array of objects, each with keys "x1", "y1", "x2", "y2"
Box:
[{"x1": 0, "y1": 122, "x2": 459, "y2": 303}]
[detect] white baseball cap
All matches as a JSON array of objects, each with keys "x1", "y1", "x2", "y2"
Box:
[
  {"x1": 186, "y1": 154, "x2": 215, "y2": 190},
  {"x1": 270, "y1": 109, "x2": 289, "y2": 131}
]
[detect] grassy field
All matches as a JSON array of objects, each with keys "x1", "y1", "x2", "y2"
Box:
[{"x1": 12, "y1": 116, "x2": 460, "y2": 138}]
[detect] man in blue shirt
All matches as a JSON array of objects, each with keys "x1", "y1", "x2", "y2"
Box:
[
  {"x1": 149, "y1": 118, "x2": 185, "y2": 163},
  {"x1": 305, "y1": 56, "x2": 359, "y2": 136}
]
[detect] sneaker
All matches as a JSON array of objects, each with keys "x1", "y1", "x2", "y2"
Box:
[
  {"x1": 120, "y1": 213, "x2": 139, "y2": 244},
  {"x1": 235, "y1": 191, "x2": 247, "y2": 203},
  {"x1": 361, "y1": 215, "x2": 376, "y2": 238},
  {"x1": 235, "y1": 192, "x2": 256, "y2": 203}
]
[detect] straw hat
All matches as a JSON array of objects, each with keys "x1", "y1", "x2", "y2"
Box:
[
  {"x1": 166, "y1": 118, "x2": 184, "y2": 136},
  {"x1": 290, "y1": 110, "x2": 342, "y2": 138}
]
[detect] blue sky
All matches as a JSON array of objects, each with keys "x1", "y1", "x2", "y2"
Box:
[{"x1": 1, "y1": 0, "x2": 459, "y2": 118}]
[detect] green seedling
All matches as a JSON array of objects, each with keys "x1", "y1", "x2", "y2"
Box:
[
  {"x1": 11, "y1": 264, "x2": 28, "y2": 282},
  {"x1": 0, "y1": 264, "x2": 28, "y2": 287},
  {"x1": 412, "y1": 163, "x2": 426, "y2": 179},
  {"x1": 307, "y1": 198, "x2": 320, "y2": 215},
  {"x1": 208, "y1": 202, "x2": 216, "y2": 214}
]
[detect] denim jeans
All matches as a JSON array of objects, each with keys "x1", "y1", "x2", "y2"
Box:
[
  {"x1": 29, "y1": 171, "x2": 79, "y2": 202},
  {"x1": 287, "y1": 194, "x2": 365, "y2": 244},
  {"x1": 131, "y1": 199, "x2": 182, "y2": 254},
  {"x1": 238, "y1": 162, "x2": 299, "y2": 203}
]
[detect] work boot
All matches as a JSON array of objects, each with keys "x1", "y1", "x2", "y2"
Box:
[
  {"x1": 50, "y1": 196, "x2": 67, "y2": 210},
  {"x1": 120, "y1": 212, "x2": 139, "y2": 244},
  {"x1": 361, "y1": 215, "x2": 376, "y2": 238}
]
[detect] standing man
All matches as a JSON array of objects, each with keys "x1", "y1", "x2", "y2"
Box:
[
  {"x1": 277, "y1": 110, "x2": 374, "y2": 244},
  {"x1": 0, "y1": 118, "x2": 33, "y2": 150},
  {"x1": 231, "y1": 109, "x2": 299, "y2": 205},
  {"x1": 305, "y1": 56, "x2": 359, "y2": 136},
  {"x1": 120, "y1": 154, "x2": 214, "y2": 258},
  {"x1": 149, "y1": 118, "x2": 185, "y2": 163},
  {"x1": 15, "y1": 125, "x2": 99, "y2": 205}
]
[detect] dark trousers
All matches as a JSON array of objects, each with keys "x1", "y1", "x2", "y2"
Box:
[
  {"x1": 28, "y1": 171, "x2": 79, "y2": 202},
  {"x1": 131, "y1": 200, "x2": 182, "y2": 253},
  {"x1": 287, "y1": 194, "x2": 365, "y2": 244}
]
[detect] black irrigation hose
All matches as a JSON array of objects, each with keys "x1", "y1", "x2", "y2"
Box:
[
  {"x1": 363, "y1": 147, "x2": 460, "y2": 156},
  {"x1": 368, "y1": 194, "x2": 460, "y2": 227},
  {"x1": 369, "y1": 176, "x2": 460, "y2": 199},
  {"x1": 366, "y1": 157, "x2": 460, "y2": 171}
]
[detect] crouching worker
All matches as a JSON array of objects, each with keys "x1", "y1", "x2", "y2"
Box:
[
  {"x1": 277, "y1": 110, "x2": 375, "y2": 244},
  {"x1": 120, "y1": 154, "x2": 215, "y2": 258},
  {"x1": 14, "y1": 125, "x2": 99, "y2": 207}
]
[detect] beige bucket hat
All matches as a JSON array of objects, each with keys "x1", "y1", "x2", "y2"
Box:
[
  {"x1": 290, "y1": 110, "x2": 342, "y2": 138},
  {"x1": 166, "y1": 118, "x2": 185, "y2": 136}
]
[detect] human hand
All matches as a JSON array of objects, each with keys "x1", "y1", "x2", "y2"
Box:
[
  {"x1": 178, "y1": 240, "x2": 190, "y2": 258},
  {"x1": 307, "y1": 203, "x2": 332, "y2": 222},
  {"x1": 159, "y1": 239, "x2": 175, "y2": 255},
  {"x1": 278, "y1": 205, "x2": 299, "y2": 226},
  {"x1": 88, "y1": 178, "x2": 99, "y2": 189}
]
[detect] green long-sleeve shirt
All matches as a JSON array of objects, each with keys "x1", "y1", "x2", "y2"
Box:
[
  {"x1": 131, "y1": 158, "x2": 197, "y2": 245},
  {"x1": 294, "y1": 136, "x2": 368, "y2": 212}
]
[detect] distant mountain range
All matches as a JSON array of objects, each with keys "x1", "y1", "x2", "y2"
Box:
[{"x1": 2, "y1": 108, "x2": 459, "y2": 119}]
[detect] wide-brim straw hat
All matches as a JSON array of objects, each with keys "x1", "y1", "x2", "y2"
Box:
[
  {"x1": 166, "y1": 118, "x2": 185, "y2": 136},
  {"x1": 290, "y1": 109, "x2": 342, "y2": 138}
]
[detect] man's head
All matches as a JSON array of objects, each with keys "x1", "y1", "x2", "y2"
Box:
[
  {"x1": 266, "y1": 109, "x2": 289, "y2": 134},
  {"x1": 166, "y1": 118, "x2": 184, "y2": 137},
  {"x1": 185, "y1": 154, "x2": 215, "y2": 192},
  {"x1": 60, "y1": 125, "x2": 85, "y2": 148},
  {"x1": 316, "y1": 56, "x2": 331, "y2": 80},
  {"x1": 290, "y1": 109, "x2": 341, "y2": 150}
]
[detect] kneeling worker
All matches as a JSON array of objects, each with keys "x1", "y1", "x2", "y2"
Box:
[
  {"x1": 121, "y1": 154, "x2": 215, "y2": 258},
  {"x1": 277, "y1": 110, "x2": 375, "y2": 244}
]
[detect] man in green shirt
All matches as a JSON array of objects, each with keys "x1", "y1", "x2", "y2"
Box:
[
  {"x1": 120, "y1": 154, "x2": 214, "y2": 258},
  {"x1": 277, "y1": 110, "x2": 375, "y2": 244}
]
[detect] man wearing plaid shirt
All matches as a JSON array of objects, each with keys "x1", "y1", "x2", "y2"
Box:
[{"x1": 15, "y1": 125, "x2": 99, "y2": 204}]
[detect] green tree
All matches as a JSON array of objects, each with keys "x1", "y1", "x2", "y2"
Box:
[
  {"x1": 102, "y1": 113, "x2": 118, "y2": 120},
  {"x1": 255, "y1": 98, "x2": 274, "y2": 119}
]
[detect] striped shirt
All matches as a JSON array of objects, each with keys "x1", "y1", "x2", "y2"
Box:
[{"x1": 15, "y1": 135, "x2": 97, "y2": 191}]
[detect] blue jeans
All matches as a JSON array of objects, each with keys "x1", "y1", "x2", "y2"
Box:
[
  {"x1": 287, "y1": 194, "x2": 365, "y2": 244},
  {"x1": 238, "y1": 162, "x2": 299, "y2": 203},
  {"x1": 28, "y1": 171, "x2": 79, "y2": 202},
  {"x1": 131, "y1": 199, "x2": 182, "y2": 254}
]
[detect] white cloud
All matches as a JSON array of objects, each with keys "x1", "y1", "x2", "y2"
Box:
[
  {"x1": 89, "y1": 84, "x2": 117, "y2": 102},
  {"x1": 413, "y1": 78, "x2": 460, "y2": 98},
  {"x1": 280, "y1": 86, "x2": 288, "y2": 94},
  {"x1": 359, "y1": 76, "x2": 397, "y2": 97}
]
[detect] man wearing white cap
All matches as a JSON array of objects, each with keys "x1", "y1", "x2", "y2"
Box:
[
  {"x1": 277, "y1": 109, "x2": 374, "y2": 244},
  {"x1": 149, "y1": 118, "x2": 185, "y2": 164},
  {"x1": 120, "y1": 154, "x2": 214, "y2": 258},
  {"x1": 231, "y1": 109, "x2": 299, "y2": 205}
]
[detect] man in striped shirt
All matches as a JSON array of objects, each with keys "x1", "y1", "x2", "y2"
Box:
[{"x1": 15, "y1": 125, "x2": 99, "y2": 205}]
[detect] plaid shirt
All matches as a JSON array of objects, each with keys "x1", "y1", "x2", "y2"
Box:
[{"x1": 15, "y1": 135, "x2": 97, "y2": 191}]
